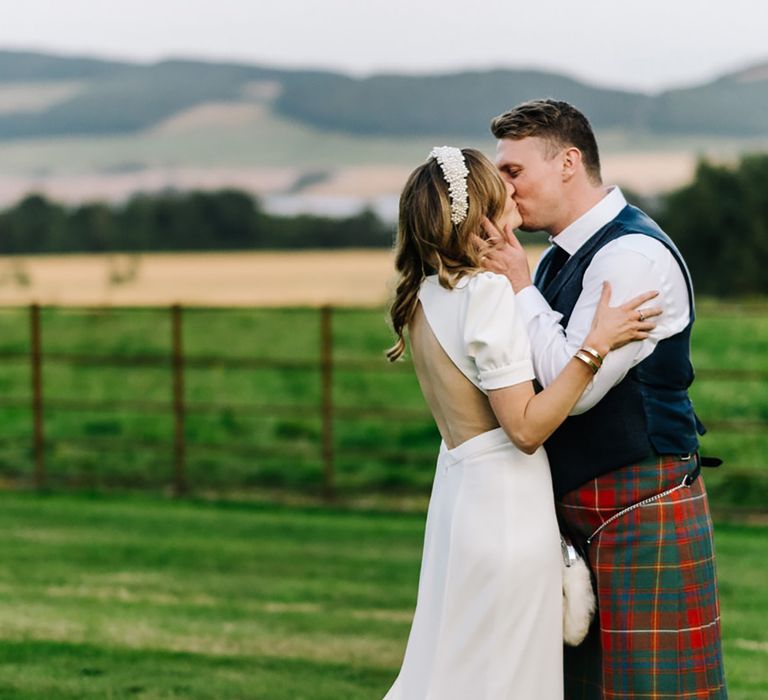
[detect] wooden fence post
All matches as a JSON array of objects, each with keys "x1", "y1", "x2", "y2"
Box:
[
  {"x1": 171, "y1": 304, "x2": 187, "y2": 495},
  {"x1": 320, "y1": 305, "x2": 335, "y2": 501},
  {"x1": 30, "y1": 304, "x2": 46, "y2": 490}
]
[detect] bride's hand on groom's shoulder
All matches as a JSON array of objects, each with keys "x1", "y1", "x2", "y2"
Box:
[
  {"x1": 472, "y1": 217, "x2": 532, "y2": 293},
  {"x1": 587, "y1": 282, "x2": 662, "y2": 353}
]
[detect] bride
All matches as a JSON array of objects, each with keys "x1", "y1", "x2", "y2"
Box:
[{"x1": 383, "y1": 146, "x2": 660, "y2": 699}]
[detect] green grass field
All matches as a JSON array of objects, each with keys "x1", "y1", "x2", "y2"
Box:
[
  {"x1": 0, "y1": 302, "x2": 765, "y2": 510},
  {"x1": 0, "y1": 492, "x2": 765, "y2": 699}
]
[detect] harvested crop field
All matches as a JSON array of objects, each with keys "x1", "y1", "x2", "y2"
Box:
[{"x1": 0, "y1": 248, "x2": 547, "y2": 307}]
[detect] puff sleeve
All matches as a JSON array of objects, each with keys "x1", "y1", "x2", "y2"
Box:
[{"x1": 462, "y1": 272, "x2": 535, "y2": 391}]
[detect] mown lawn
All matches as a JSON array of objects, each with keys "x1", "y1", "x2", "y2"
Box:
[{"x1": 0, "y1": 493, "x2": 764, "y2": 699}]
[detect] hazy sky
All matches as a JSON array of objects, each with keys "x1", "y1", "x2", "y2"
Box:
[{"x1": 2, "y1": 0, "x2": 766, "y2": 92}]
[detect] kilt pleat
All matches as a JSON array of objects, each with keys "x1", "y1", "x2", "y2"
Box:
[{"x1": 558, "y1": 454, "x2": 727, "y2": 699}]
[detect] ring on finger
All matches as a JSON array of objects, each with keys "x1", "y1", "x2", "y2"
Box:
[{"x1": 638, "y1": 311, "x2": 645, "y2": 322}]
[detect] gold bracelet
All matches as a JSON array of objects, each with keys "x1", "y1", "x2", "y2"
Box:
[
  {"x1": 579, "y1": 346, "x2": 604, "y2": 366},
  {"x1": 574, "y1": 351, "x2": 600, "y2": 374}
]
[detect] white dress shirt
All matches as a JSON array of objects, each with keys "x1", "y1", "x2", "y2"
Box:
[{"x1": 515, "y1": 186, "x2": 691, "y2": 415}]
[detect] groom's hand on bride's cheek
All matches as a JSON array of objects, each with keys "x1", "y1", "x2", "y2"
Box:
[
  {"x1": 479, "y1": 218, "x2": 532, "y2": 293},
  {"x1": 471, "y1": 233, "x2": 498, "y2": 273},
  {"x1": 471, "y1": 231, "x2": 506, "y2": 272}
]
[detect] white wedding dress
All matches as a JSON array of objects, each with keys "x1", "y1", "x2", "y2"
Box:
[{"x1": 383, "y1": 272, "x2": 563, "y2": 700}]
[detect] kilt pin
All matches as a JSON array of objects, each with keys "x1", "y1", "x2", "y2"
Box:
[{"x1": 557, "y1": 453, "x2": 727, "y2": 699}]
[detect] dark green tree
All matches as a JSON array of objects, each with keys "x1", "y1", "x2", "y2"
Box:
[
  {"x1": 0, "y1": 194, "x2": 66, "y2": 253},
  {"x1": 660, "y1": 155, "x2": 768, "y2": 297}
]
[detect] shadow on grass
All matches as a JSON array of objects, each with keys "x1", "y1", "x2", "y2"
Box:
[{"x1": 0, "y1": 638, "x2": 393, "y2": 700}]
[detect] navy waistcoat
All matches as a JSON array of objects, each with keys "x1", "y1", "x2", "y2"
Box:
[{"x1": 534, "y1": 205, "x2": 705, "y2": 498}]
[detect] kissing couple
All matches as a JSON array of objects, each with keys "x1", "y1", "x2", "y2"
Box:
[{"x1": 383, "y1": 99, "x2": 726, "y2": 699}]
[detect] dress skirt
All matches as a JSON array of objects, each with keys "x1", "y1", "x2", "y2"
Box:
[{"x1": 383, "y1": 427, "x2": 563, "y2": 700}]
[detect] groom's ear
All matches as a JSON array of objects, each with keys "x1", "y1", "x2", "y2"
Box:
[{"x1": 561, "y1": 147, "x2": 583, "y2": 182}]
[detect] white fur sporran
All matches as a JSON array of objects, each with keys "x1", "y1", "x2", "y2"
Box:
[{"x1": 561, "y1": 534, "x2": 596, "y2": 646}]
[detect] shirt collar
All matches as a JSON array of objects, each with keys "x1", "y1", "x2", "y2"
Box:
[{"x1": 550, "y1": 186, "x2": 627, "y2": 256}]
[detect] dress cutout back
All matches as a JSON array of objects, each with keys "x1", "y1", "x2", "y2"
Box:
[{"x1": 409, "y1": 302, "x2": 500, "y2": 450}]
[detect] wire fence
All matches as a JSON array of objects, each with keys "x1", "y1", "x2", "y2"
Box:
[{"x1": 0, "y1": 303, "x2": 766, "y2": 500}]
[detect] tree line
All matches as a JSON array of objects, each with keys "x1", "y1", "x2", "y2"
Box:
[
  {"x1": 0, "y1": 190, "x2": 394, "y2": 254},
  {"x1": 1, "y1": 153, "x2": 767, "y2": 297}
]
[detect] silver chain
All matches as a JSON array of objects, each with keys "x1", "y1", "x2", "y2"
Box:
[{"x1": 585, "y1": 474, "x2": 693, "y2": 545}]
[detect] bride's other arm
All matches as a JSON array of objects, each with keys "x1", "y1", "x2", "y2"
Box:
[{"x1": 489, "y1": 282, "x2": 659, "y2": 454}]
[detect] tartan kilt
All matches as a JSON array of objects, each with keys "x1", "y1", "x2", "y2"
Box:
[{"x1": 557, "y1": 453, "x2": 727, "y2": 699}]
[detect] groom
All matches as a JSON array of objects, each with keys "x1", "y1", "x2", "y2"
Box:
[{"x1": 480, "y1": 100, "x2": 726, "y2": 699}]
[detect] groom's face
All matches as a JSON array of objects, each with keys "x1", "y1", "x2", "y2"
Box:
[{"x1": 495, "y1": 137, "x2": 564, "y2": 233}]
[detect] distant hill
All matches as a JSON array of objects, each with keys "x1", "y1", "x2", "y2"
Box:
[
  {"x1": 0, "y1": 49, "x2": 767, "y2": 140},
  {"x1": 0, "y1": 50, "x2": 128, "y2": 81},
  {"x1": 273, "y1": 69, "x2": 650, "y2": 135},
  {"x1": 0, "y1": 51, "x2": 291, "y2": 138},
  {"x1": 646, "y1": 64, "x2": 768, "y2": 136}
]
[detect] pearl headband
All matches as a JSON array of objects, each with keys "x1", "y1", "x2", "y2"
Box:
[{"x1": 429, "y1": 146, "x2": 469, "y2": 225}]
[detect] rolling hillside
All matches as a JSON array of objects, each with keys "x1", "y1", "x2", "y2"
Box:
[
  {"x1": 0, "y1": 50, "x2": 767, "y2": 209},
  {"x1": 1, "y1": 50, "x2": 768, "y2": 141}
]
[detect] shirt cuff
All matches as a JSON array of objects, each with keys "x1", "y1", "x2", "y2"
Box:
[{"x1": 515, "y1": 285, "x2": 558, "y2": 325}]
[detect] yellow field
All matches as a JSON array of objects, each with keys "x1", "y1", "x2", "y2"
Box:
[{"x1": 0, "y1": 248, "x2": 547, "y2": 307}]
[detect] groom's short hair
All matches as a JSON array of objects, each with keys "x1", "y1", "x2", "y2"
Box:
[{"x1": 491, "y1": 99, "x2": 602, "y2": 184}]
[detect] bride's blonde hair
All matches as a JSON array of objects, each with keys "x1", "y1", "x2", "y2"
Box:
[{"x1": 386, "y1": 148, "x2": 508, "y2": 361}]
